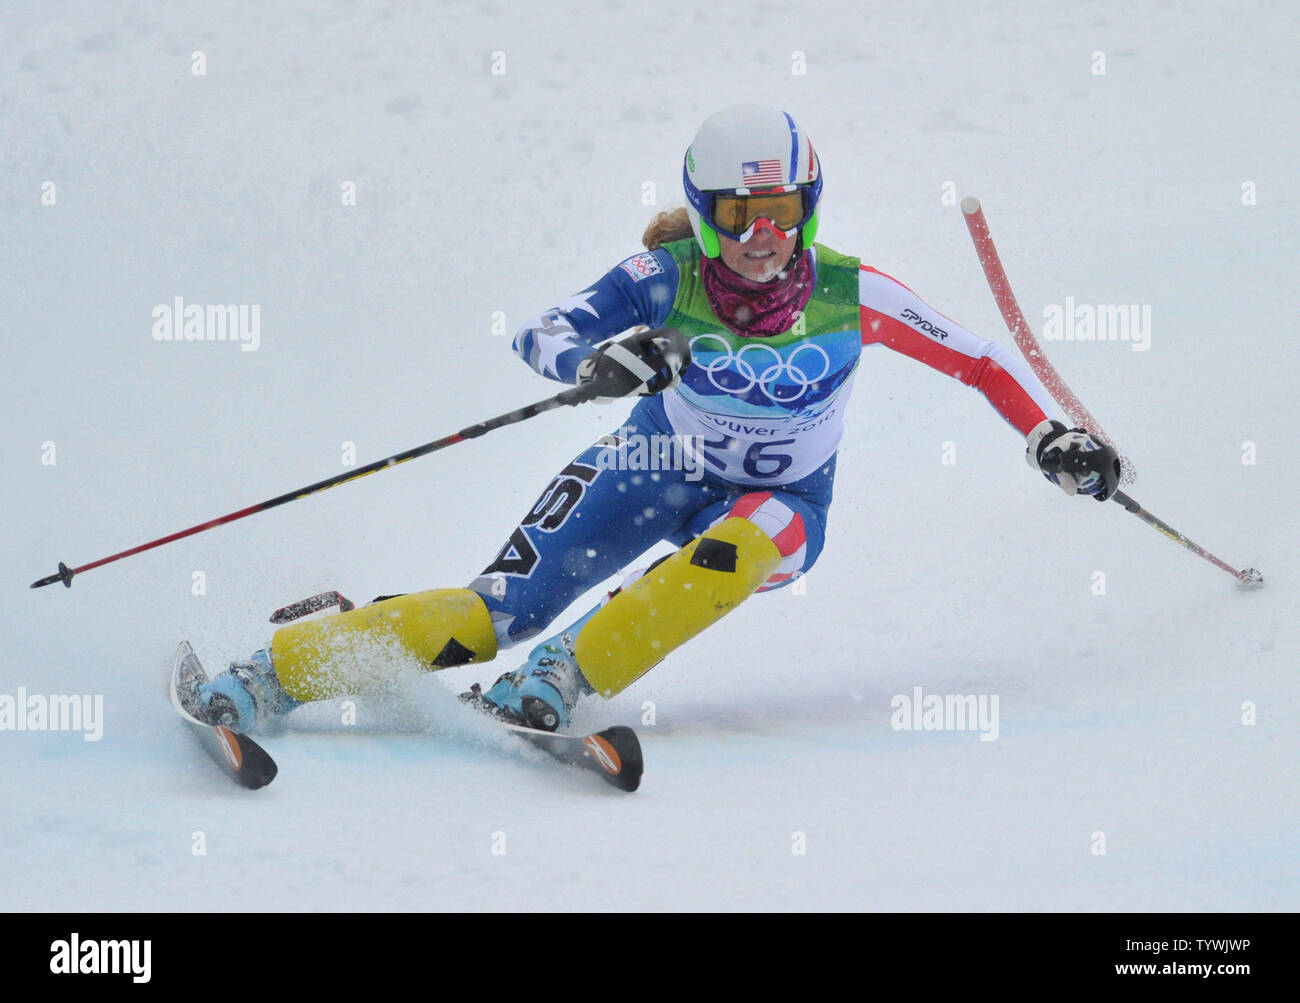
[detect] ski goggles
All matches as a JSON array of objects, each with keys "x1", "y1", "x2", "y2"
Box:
[{"x1": 707, "y1": 186, "x2": 816, "y2": 241}]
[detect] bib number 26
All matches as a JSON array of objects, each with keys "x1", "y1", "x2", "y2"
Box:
[{"x1": 702, "y1": 433, "x2": 796, "y2": 480}]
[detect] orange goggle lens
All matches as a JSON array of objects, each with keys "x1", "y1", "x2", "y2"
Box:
[{"x1": 710, "y1": 189, "x2": 807, "y2": 236}]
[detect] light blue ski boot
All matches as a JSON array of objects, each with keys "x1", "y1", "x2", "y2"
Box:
[
  {"x1": 462, "y1": 629, "x2": 593, "y2": 732},
  {"x1": 194, "y1": 648, "x2": 301, "y2": 733}
]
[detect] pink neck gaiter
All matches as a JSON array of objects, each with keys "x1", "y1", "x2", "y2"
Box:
[{"x1": 700, "y1": 248, "x2": 815, "y2": 338}]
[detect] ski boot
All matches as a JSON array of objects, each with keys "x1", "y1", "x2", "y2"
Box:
[
  {"x1": 177, "y1": 647, "x2": 299, "y2": 733},
  {"x1": 461, "y1": 631, "x2": 593, "y2": 732}
]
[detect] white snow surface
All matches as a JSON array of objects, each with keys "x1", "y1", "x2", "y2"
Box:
[{"x1": 2, "y1": 1, "x2": 1297, "y2": 911}]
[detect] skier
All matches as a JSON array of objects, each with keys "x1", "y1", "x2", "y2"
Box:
[{"x1": 181, "y1": 104, "x2": 1120, "y2": 734}]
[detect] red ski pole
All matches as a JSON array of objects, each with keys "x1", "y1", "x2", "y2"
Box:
[{"x1": 960, "y1": 195, "x2": 1132, "y2": 479}]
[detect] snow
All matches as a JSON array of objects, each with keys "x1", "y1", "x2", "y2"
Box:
[{"x1": 2, "y1": 0, "x2": 1296, "y2": 911}]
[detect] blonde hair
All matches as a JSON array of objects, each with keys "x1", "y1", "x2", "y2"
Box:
[{"x1": 642, "y1": 207, "x2": 695, "y2": 250}]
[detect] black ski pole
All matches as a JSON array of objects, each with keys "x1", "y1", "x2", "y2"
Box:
[
  {"x1": 31, "y1": 382, "x2": 601, "y2": 590},
  {"x1": 1110, "y1": 490, "x2": 1262, "y2": 587},
  {"x1": 962, "y1": 197, "x2": 1260, "y2": 587}
]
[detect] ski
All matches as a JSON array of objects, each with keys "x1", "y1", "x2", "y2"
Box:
[
  {"x1": 169, "y1": 641, "x2": 278, "y2": 790},
  {"x1": 168, "y1": 636, "x2": 636, "y2": 791},
  {"x1": 498, "y1": 720, "x2": 644, "y2": 792}
]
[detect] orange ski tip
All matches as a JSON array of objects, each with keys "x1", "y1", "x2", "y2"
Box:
[
  {"x1": 213, "y1": 726, "x2": 244, "y2": 771},
  {"x1": 582, "y1": 734, "x2": 622, "y2": 775}
]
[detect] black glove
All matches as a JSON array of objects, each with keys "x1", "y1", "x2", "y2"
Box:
[
  {"x1": 1026, "y1": 419, "x2": 1121, "y2": 501},
  {"x1": 575, "y1": 327, "x2": 691, "y2": 400}
]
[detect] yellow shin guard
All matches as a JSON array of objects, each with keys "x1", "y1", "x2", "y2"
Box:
[
  {"x1": 270, "y1": 588, "x2": 497, "y2": 702},
  {"x1": 574, "y1": 517, "x2": 781, "y2": 697}
]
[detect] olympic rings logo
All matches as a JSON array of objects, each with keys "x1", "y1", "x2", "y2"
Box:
[{"x1": 688, "y1": 334, "x2": 833, "y2": 403}]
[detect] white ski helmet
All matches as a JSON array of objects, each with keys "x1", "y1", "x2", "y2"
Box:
[{"x1": 682, "y1": 104, "x2": 822, "y2": 258}]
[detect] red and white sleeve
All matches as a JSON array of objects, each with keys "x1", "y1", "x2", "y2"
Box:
[{"x1": 858, "y1": 265, "x2": 1055, "y2": 436}]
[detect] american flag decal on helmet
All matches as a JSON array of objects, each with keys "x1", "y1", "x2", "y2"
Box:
[{"x1": 741, "y1": 159, "x2": 784, "y2": 186}]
